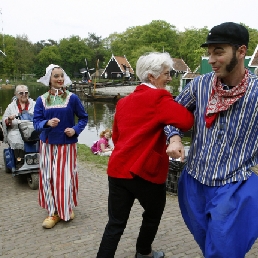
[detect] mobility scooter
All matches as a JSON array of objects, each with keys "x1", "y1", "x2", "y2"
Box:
[{"x1": 2, "y1": 114, "x2": 40, "y2": 190}]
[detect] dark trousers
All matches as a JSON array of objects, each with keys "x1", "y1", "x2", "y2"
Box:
[
  {"x1": 14, "y1": 149, "x2": 25, "y2": 169},
  {"x1": 97, "y1": 176, "x2": 166, "y2": 258}
]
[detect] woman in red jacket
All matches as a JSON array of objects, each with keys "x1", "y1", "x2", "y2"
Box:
[{"x1": 97, "y1": 52, "x2": 194, "y2": 258}]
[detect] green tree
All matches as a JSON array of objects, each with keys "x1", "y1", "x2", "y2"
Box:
[
  {"x1": 30, "y1": 39, "x2": 59, "y2": 78},
  {"x1": 58, "y1": 36, "x2": 93, "y2": 77},
  {"x1": 14, "y1": 35, "x2": 35, "y2": 76},
  {"x1": 244, "y1": 25, "x2": 258, "y2": 56},
  {"x1": 1, "y1": 22, "x2": 257, "y2": 83},
  {"x1": 0, "y1": 34, "x2": 36, "y2": 81},
  {"x1": 106, "y1": 20, "x2": 179, "y2": 64},
  {"x1": 0, "y1": 34, "x2": 16, "y2": 79},
  {"x1": 86, "y1": 33, "x2": 112, "y2": 69},
  {"x1": 36, "y1": 45, "x2": 62, "y2": 75},
  {"x1": 105, "y1": 32, "x2": 129, "y2": 57},
  {"x1": 33, "y1": 39, "x2": 58, "y2": 55},
  {"x1": 177, "y1": 27, "x2": 209, "y2": 71},
  {"x1": 140, "y1": 20, "x2": 179, "y2": 56}
]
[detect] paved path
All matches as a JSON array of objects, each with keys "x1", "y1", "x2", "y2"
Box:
[{"x1": 1, "y1": 142, "x2": 258, "y2": 258}]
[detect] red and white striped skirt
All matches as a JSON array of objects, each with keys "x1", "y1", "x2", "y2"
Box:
[{"x1": 38, "y1": 141, "x2": 78, "y2": 221}]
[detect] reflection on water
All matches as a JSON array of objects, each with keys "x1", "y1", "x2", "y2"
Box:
[
  {"x1": 0, "y1": 86, "x2": 116, "y2": 147},
  {"x1": 79, "y1": 101, "x2": 116, "y2": 147},
  {"x1": 1, "y1": 87, "x2": 191, "y2": 148}
]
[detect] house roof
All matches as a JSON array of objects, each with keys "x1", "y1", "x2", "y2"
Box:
[
  {"x1": 248, "y1": 44, "x2": 258, "y2": 67},
  {"x1": 102, "y1": 55, "x2": 190, "y2": 76},
  {"x1": 114, "y1": 55, "x2": 134, "y2": 74},
  {"x1": 172, "y1": 58, "x2": 191, "y2": 73},
  {"x1": 101, "y1": 54, "x2": 134, "y2": 76}
]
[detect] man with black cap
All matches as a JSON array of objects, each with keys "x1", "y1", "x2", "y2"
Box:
[{"x1": 165, "y1": 22, "x2": 258, "y2": 257}]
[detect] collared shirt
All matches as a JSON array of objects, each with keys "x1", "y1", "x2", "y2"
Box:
[
  {"x1": 164, "y1": 70, "x2": 258, "y2": 186},
  {"x1": 141, "y1": 82, "x2": 157, "y2": 89}
]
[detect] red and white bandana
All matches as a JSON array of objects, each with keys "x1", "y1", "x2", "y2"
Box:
[{"x1": 205, "y1": 69, "x2": 249, "y2": 128}]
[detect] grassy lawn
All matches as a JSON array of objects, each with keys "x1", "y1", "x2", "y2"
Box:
[
  {"x1": 77, "y1": 136, "x2": 192, "y2": 169},
  {"x1": 0, "y1": 113, "x2": 191, "y2": 170},
  {"x1": 77, "y1": 144, "x2": 109, "y2": 168}
]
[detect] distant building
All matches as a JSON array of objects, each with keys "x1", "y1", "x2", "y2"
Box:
[
  {"x1": 181, "y1": 44, "x2": 258, "y2": 89},
  {"x1": 248, "y1": 44, "x2": 258, "y2": 73},
  {"x1": 170, "y1": 58, "x2": 191, "y2": 92},
  {"x1": 171, "y1": 58, "x2": 191, "y2": 77},
  {"x1": 180, "y1": 72, "x2": 200, "y2": 92},
  {"x1": 101, "y1": 54, "x2": 134, "y2": 80},
  {"x1": 199, "y1": 44, "x2": 258, "y2": 75}
]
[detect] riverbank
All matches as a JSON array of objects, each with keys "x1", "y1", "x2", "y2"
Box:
[
  {"x1": 0, "y1": 84, "x2": 14, "y2": 89},
  {"x1": 95, "y1": 85, "x2": 137, "y2": 96},
  {"x1": 93, "y1": 85, "x2": 173, "y2": 97}
]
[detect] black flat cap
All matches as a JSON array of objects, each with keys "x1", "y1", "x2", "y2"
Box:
[{"x1": 201, "y1": 22, "x2": 249, "y2": 48}]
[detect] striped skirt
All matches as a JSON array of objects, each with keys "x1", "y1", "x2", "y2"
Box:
[{"x1": 39, "y1": 141, "x2": 78, "y2": 221}]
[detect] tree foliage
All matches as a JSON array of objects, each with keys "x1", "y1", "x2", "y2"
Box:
[
  {"x1": 86, "y1": 33, "x2": 112, "y2": 69},
  {"x1": 242, "y1": 24, "x2": 258, "y2": 56},
  {"x1": 177, "y1": 27, "x2": 209, "y2": 71},
  {"x1": 58, "y1": 36, "x2": 93, "y2": 76},
  {"x1": 37, "y1": 46, "x2": 61, "y2": 69},
  {"x1": 0, "y1": 20, "x2": 257, "y2": 82},
  {"x1": 0, "y1": 35, "x2": 16, "y2": 77}
]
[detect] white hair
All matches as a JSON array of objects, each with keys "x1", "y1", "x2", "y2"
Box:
[
  {"x1": 136, "y1": 52, "x2": 173, "y2": 82},
  {"x1": 15, "y1": 85, "x2": 28, "y2": 92}
]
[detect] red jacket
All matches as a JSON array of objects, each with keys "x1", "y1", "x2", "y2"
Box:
[{"x1": 107, "y1": 85, "x2": 194, "y2": 184}]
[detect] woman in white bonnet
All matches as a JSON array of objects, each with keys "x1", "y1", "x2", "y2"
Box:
[{"x1": 33, "y1": 64, "x2": 88, "y2": 229}]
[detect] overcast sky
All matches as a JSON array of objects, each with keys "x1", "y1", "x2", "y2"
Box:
[{"x1": 1, "y1": 0, "x2": 258, "y2": 44}]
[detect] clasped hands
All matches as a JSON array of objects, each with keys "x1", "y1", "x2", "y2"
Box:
[
  {"x1": 8, "y1": 115, "x2": 16, "y2": 120},
  {"x1": 47, "y1": 117, "x2": 75, "y2": 137}
]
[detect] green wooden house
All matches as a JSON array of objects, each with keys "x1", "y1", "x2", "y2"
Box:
[
  {"x1": 199, "y1": 56, "x2": 253, "y2": 74},
  {"x1": 181, "y1": 44, "x2": 258, "y2": 89}
]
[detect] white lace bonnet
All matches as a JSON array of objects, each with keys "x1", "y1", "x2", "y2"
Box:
[{"x1": 37, "y1": 64, "x2": 72, "y2": 86}]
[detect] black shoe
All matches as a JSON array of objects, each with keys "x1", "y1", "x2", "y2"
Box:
[{"x1": 135, "y1": 250, "x2": 165, "y2": 258}]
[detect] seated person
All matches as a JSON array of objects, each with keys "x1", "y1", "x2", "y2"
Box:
[
  {"x1": 2, "y1": 85, "x2": 36, "y2": 168},
  {"x1": 96, "y1": 128, "x2": 113, "y2": 156},
  {"x1": 0, "y1": 122, "x2": 3, "y2": 142}
]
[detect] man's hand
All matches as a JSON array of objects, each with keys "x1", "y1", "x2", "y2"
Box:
[{"x1": 166, "y1": 135, "x2": 185, "y2": 161}]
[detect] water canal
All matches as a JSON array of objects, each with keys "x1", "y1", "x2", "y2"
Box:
[
  {"x1": 0, "y1": 85, "x2": 191, "y2": 148},
  {"x1": 0, "y1": 86, "x2": 116, "y2": 147}
]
